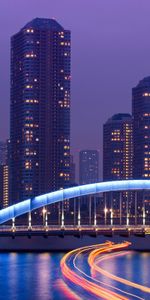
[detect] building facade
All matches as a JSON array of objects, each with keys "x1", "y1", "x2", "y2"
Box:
[
  {"x1": 70, "y1": 155, "x2": 76, "y2": 185},
  {"x1": 103, "y1": 113, "x2": 133, "y2": 181},
  {"x1": 0, "y1": 140, "x2": 9, "y2": 208},
  {"x1": 103, "y1": 113, "x2": 133, "y2": 224},
  {"x1": 79, "y1": 150, "x2": 99, "y2": 185},
  {"x1": 10, "y1": 18, "x2": 71, "y2": 204},
  {"x1": 0, "y1": 165, "x2": 9, "y2": 208},
  {"x1": 132, "y1": 77, "x2": 150, "y2": 179},
  {"x1": 0, "y1": 141, "x2": 7, "y2": 165},
  {"x1": 132, "y1": 77, "x2": 150, "y2": 222}
]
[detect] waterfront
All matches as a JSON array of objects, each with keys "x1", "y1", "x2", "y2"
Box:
[{"x1": 0, "y1": 249, "x2": 149, "y2": 300}]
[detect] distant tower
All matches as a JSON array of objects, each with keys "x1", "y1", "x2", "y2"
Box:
[
  {"x1": 103, "y1": 113, "x2": 133, "y2": 181},
  {"x1": 79, "y1": 150, "x2": 99, "y2": 185},
  {"x1": 10, "y1": 18, "x2": 71, "y2": 204}
]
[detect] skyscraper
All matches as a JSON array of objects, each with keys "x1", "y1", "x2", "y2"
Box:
[
  {"x1": 132, "y1": 77, "x2": 150, "y2": 222},
  {"x1": 103, "y1": 114, "x2": 133, "y2": 224},
  {"x1": 132, "y1": 77, "x2": 150, "y2": 179},
  {"x1": 103, "y1": 113, "x2": 133, "y2": 181},
  {"x1": 79, "y1": 150, "x2": 99, "y2": 185},
  {"x1": 10, "y1": 18, "x2": 71, "y2": 204}
]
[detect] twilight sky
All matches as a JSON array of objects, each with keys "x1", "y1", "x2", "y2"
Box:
[{"x1": 1, "y1": 0, "x2": 150, "y2": 177}]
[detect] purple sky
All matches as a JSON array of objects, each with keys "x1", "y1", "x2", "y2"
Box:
[{"x1": 1, "y1": 0, "x2": 150, "y2": 177}]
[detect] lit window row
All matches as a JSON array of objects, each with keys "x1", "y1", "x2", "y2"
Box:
[
  {"x1": 25, "y1": 99, "x2": 39, "y2": 103},
  {"x1": 143, "y1": 113, "x2": 150, "y2": 117},
  {"x1": 26, "y1": 28, "x2": 34, "y2": 33},
  {"x1": 24, "y1": 124, "x2": 39, "y2": 128},
  {"x1": 111, "y1": 138, "x2": 121, "y2": 141},
  {"x1": 25, "y1": 85, "x2": 33, "y2": 89},
  {"x1": 25, "y1": 53, "x2": 37, "y2": 58},
  {"x1": 143, "y1": 93, "x2": 150, "y2": 97},
  {"x1": 60, "y1": 42, "x2": 70, "y2": 46},
  {"x1": 59, "y1": 172, "x2": 70, "y2": 177}
]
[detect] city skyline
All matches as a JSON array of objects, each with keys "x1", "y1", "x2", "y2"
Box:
[
  {"x1": 1, "y1": 0, "x2": 150, "y2": 176},
  {"x1": 0, "y1": 3, "x2": 150, "y2": 300}
]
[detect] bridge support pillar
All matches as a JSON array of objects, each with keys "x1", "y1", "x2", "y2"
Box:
[
  {"x1": 74, "y1": 198, "x2": 76, "y2": 226},
  {"x1": 94, "y1": 196, "x2": 97, "y2": 226},
  {"x1": 12, "y1": 217, "x2": 15, "y2": 231},
  {"x1": 143, "y1": 190, "x2": 146, "y2": 226},
  {"x1": 28, "y1": 212, "x2": 32, "y2": 229},
  {"x1": 126, "y1": 192, "x2": 129, "y2": 226},
  {"x1": 42, "y1": 207, "x2": 48, "y2": 228},
  {"x1": 78, "y1": 198, "x2": 81, "y2": 227},
  {"x1": 45, "y1": 210, "x2": 48, "y2": 227},
  {"x1": 110, "y1": 192, "x2": 113, "y2": 226},
  {"x1": 119, "y1": 192, "x2": 122, "y2": 225},
  {"x1": 89, "y1": 196, "x2": 92, "y2": 225},
  {"x1": 61, "y1": 201, "x2": 64, "y2": 227},
  {"x1": 104, "y1": 192, "x2": 107, "y2": 226},
  {"x1": 58, "y1": 202, "x2": 61, "y2": 226},
  {"x1": 135, "y1": 191, "x2": 137, "y2": 226}
]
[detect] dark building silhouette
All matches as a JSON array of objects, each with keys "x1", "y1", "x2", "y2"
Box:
[
  {"x1": 79, "y1": 150, "x2": 99, "y2": 185},
  {"x1": 10, "y1": 18, "x2": 71, "y2": 204},
  {"x1": 103, "y1": 114, "x2": 133, "y2": 181}
]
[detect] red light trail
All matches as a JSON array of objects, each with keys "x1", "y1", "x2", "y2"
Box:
[{"x1": 60, "y1": 241, "x2": 148, "y2": 300}]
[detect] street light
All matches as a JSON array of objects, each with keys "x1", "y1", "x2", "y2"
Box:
[
  {"x1": 104, "y1": 207, "x2": 108, "y2": 225},
  {"x1": 42, "y1": 207, "x2": 48, "y2": 228}
]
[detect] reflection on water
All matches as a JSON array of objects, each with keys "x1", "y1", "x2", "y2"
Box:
[
  {"x1": 0, "y1": 251, "x2": 149, "y2": 300},
  {"x1": 99, "y1": 251, "x2": 150, "y2": 288}
]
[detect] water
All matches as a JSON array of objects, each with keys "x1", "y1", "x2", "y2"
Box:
[{"x1": 0, "y1": 251, "x2": 149, "y2": 300}]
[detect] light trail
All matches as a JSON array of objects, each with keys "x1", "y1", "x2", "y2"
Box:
[
  {"x1": 54, "y1": 279, "x2": 82, "y2": 300},
  {"x1": 61, "y1": 242, "x2": 132, "y2": 300},
  {"x1": 88, "y1": 244, "x2": 150, "y2": 294},
  {"x1": 73, "y1": 247, "x2": 143, "y2": 300}
]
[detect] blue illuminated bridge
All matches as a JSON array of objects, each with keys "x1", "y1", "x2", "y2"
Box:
[
  {"x1": 0, "y1": 180, "x2": 150, "y2": 250},
  {"x1": 1, "y1": 179, "x2": 150, "y2": 228}
]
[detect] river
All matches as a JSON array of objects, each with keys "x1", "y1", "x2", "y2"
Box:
[{"x1": 0, "y1": 251, "x2": 149, "y2": 300}]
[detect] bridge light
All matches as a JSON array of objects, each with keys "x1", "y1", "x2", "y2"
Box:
[
  {"x1": 42, "y1": 208, "x2": 47, "y2": 214},
  {"x1": 104, "y1": 208, "x2": 108, "y2": 214}
]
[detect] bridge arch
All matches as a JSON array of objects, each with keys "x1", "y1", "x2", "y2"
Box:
[{"x1": 1, "y1": 179, "x2": 150, "y2": 224}]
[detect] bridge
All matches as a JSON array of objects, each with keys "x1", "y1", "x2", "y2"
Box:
[
  {"x1": 0, "y1": 180, "x2": 150, "y2": 250},
  {"x1": 0, "y1": 179, "x2": 150, "y2": 228}
]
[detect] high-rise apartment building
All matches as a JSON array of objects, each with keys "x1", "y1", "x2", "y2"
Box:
[
  {"x1": 10, "y1": 18, "x2": 71, "y2": 204},
  {"x1": 103, "y1": 114, "x2": 133, "y2": 224},
  {"x1": 132, "y1": 77, "x2": 150, "y2": 222},
  {"x1": 79, "y1": 150, "x2": 99, "y2": 185},
  {"x1": 103, "y1": 114, "x2": 133, "y2": 181},
  {"x1": 132, "y1": 77, "x2": 150, "y2": 179}
]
